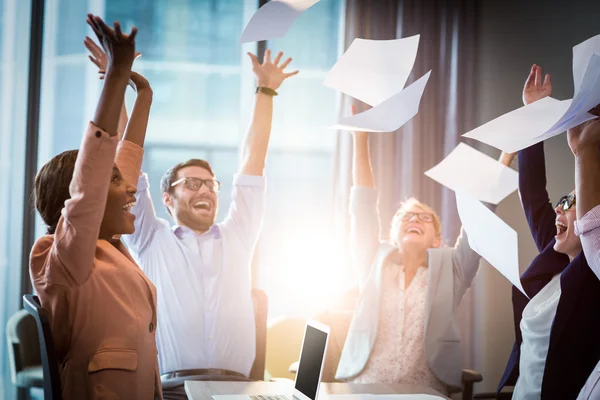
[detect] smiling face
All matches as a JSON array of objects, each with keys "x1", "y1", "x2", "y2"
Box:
[
  {"x1": 390, "y1": 198, "x2": 442, "y2": 252},
  {"x1": 99, "y1": 165, "x2": 138, "y2": 238},
  {"x1": 553, "y1": 190, "x2": 582, "y2": 260},
  {"x1": 163, "y1": 165, "x2": 219, "y2": 233}
]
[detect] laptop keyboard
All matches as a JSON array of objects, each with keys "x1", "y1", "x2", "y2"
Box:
[{"x1": 250, "y1": 395, "x2": 300, "y2": 400}]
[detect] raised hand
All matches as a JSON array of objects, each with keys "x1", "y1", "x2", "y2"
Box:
[
  {"x1": 86, "y1": 14, "x2": 137, "y2": 72},
  {"x1": 350, "y1": 104, "x2": 368, "y2": 138},
  {"x1": 85, "y1": 36, "x2": 141, "y2": 74},
  {"x1": 567, "y1": 105, "x2": 600, "y2": 155},
  {"x1": 247, "y1": 49, "x2": 299, "y2": 91},
  {"x1": 523, "y1": 64, "x2": 552, "y2": 106}
]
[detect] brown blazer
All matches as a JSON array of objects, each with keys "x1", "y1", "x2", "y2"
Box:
[{"x1": 30, "y1": 124, "x2": 161, "y2": 399}]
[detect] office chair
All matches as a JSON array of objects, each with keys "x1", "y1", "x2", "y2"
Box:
[{"x1": 23, "y1": 294, "x2": 62, "y2": 400}]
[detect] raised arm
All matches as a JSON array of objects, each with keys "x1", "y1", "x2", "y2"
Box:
[
  {"x1": 518, "y1": 65, "x2": 557, "y2": 251},
  {"x1": 569, "y1": 107, "x2": 600, "y2": 279},
  {"x1": 240, "y1": 50, "x2": 298, "y2": 176},
  {"x1": 52, "y1": 16, "x2": 136, "y2": 284},
  {"x1": 349, "y1": 106, "x2": 380, "y2": 286}
]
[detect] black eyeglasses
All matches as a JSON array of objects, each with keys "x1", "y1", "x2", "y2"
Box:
[
  {"x1": 399, "y1": 212, "x2": 434, "y2": 223},
  {"x1": 171, "y1": 177, "x2": 221, "y2": 193},
  {"x1": 556, "y1": 193, "x2": 576, "y2": 211}
]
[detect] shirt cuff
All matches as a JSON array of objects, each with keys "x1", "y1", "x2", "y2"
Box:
[
  {"x1": 79, "y1": 122, "x2": 119, "y2": 165},
  {"x1": 233, "y1": 174, "x2": 266, "y2": 189},
  {"x1": 115, "y1": 140, "x2": 144, "y2": 187},
  {"x1": 574, "y1": 204, "x2": 600, "y2": 236},
  {"x1": 136, "y1": 173, "x2": 150, "y2": 192}
]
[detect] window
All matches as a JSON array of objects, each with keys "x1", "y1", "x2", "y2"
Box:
[
  {"x1": 0, "y1": 1, "x2": 32, "y2": 398},
  {"x1": 36, "y1": 0, "x2": 346, "y2": 324}
]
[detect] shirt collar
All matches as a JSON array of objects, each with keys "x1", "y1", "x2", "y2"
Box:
[{"x1": 172, "y1": 223, "x2": 221, "y2": 240}]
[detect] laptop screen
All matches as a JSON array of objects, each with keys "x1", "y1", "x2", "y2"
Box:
[{"x1": 294, "y1": 324, "x2": 328, "y2": 400}]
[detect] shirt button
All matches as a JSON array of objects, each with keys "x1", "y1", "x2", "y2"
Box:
[
  {"x1": 95, "y1": 130, "x2": 101, "y2": 138},
  {"x1": 149, "y1": 322, "x2": 154, "y2": 332}
]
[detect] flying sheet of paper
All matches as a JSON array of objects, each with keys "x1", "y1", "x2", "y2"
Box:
[
  {"x1": 332, "y1": 71, "x2": 431, "y2": 133},
  {"x1": 424, "y1": 143, "x2": 518, "y2": 205},
  {"x1": 327, "y1": 395, "x2": 446, "y2": 400},
  {"x1": 535, "y1": 53, "x2": 600, "y2": 141},
  {"x1": 240, "y1": 0, "x2": 319, "y2": 43},
  {"x1": 462, "y1": 97, "x2": 571, "y2": 153},
  {"x1": 324, "y1": 35, "x2": 420, "y2": 106},
  {"x1": 455, "y1": 191, "x2": 527, "y2": 297},
  {"x1": 572, "y1": 33, "x2": 600, "y2": 96}
]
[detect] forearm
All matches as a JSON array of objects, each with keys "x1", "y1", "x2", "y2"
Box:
[
  {"x1": 93, "y1": 68, "x2": 130, "y2": 136},
  {"x1": 117, "y1": 101, "x2": 129, "y2": 139},
  {"x1": 352, "y1": 132, "x2": 375, "y2": 188},
  {"x1": 240, "y1": 92, "x2": 273, "y2": 176},
  {"x1": 499, "y1": 152, "x2": 516, "y2": 167},
  {"x1": 123, "y1": 88, "x2": 152, "y2": 148},
  {"x1": 574, "y1": 146, "x2": 600, "y2": 217}
]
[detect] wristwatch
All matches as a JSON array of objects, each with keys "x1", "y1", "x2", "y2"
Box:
[{"x1": 256, "y1": 86, "x2": 278, "y2": 96}]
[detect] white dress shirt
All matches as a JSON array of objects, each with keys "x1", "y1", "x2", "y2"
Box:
[
  {"x1": 513, "y1": 273, "x2": 562, "y2": 400},
  {"x1": 123, "y1": 173, "x2": 266, "y2": 375}
]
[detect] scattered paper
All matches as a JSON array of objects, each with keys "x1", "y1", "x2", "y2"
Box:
[
  {"x1": 424, "y1": 143, "x2": 518, "y2": 204},
  {"x1": 572, "y1": 33, "x2": 600, "y2": 96},
  {"x1": 535, "y1": 53, "x2": 600, "y2": 141},
  {"x1": 240, "y1": 0, "x2": 319, "y2": 43},
  {"x1": 332, "y1": 71, "x2": 431, "y2": 133},
  {"x1": 455, "y1": 191, "x2": 528, "y2": 297},
  {"x1": 462, "y1": 97, "x2": 571, "y2": 154},
  {"x1": 324, "y1": 35, "x2": 420, "y2": 106}
]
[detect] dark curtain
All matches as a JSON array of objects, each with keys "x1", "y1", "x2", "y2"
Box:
[{"x1": 332, "y1": 0, "x2": 479, "y2": 367}]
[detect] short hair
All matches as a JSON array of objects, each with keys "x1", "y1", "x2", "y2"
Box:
[
  {"x1": 160, "y1": 159, "x2": 215, "y2": 195},
  {"x1": 389, "y1": 197, "x2": 442, "y2": 247},
  {"x1": 34, "y1": 150, "x2": 79, "y2": 234}
]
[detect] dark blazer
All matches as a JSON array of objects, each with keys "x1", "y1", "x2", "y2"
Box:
[{"x1": 498, "y1": 142, "x2": 600, "y2": 399}]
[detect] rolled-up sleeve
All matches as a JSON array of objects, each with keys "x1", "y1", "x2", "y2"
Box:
[
  {"x1": 220, "y1": 174, "x2": 267, "y2": 252},
  {"x1": 574, "y1": 205, "x2": 600, "y2": 281}
]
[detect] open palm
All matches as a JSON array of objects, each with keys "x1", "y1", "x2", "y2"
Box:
[
  {"x1": 247, "y1": 49, "x2": 299, "y2": 91},
  {"x1": 523, "y1": 64, "x2": 552, "y2": 106},
  {"x1": 568, "y1": 105, "x2": 600, "y2": 155}
]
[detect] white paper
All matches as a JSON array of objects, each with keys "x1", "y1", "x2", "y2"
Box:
[
  {"x1": 535, "y1": 53, "x2": 600, "y2": 141},
  {"x1": 332, "y1": 71, "x2": 431, "y2": 133},
  {"x1": 455, "y1": 191, "x2": 527, "y2": 297},
  {"x1": 328, "y1": 395, "x2": 446, "y2": 400},
  {"x1": 572, "y1": 34, "x2": 600, "y2": 96},
  {"x1": 462, "y1": 97, "x2": 571, "y2": 153},
  {"x1": 240, "y1": 0, "x2": 319, "y2": 43},
  {"x1": 424, "y1": 143, "x2": 518, "y2": 205},
  {"x1": 324, "y1": 35, "x2": 420, "y2": 106}
]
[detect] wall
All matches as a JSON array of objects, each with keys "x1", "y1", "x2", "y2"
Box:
[{"x1": 472, "y1": 0, "x2": 600, "y2": 392}]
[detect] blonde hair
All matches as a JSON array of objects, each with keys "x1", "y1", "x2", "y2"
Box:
[{"x1": 389, "y1": 197, "x2": 442, "y2": 247}]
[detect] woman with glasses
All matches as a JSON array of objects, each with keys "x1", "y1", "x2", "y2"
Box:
[
  {"x1": 335, "y1": 107, "x2": 516, "y2": 395},
  {"x1": 497, "y1": 64, "x2": 600, "y2": 400}
]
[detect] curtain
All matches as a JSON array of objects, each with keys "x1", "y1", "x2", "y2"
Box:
[{"x1": 332, "y1": 0, "x2": 479, "y2": 368}]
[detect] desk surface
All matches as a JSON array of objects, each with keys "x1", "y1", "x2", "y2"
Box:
[{"x1": 184, "y1": 381, "x2": 449, "y2": 400}]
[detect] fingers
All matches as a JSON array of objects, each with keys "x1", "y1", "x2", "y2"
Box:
[
  {"x1": 94, "y1": 15, "x2": 115, "y2": 39},
  {"x1": 283, "y1": 70, "x2": 299, "y2": 78},
  {"x1": 88, "y1": 55, "x2": 102, "y2": 69},
  {"x1": 524, "y1": 64, "x2": 536, "y2": 89},
  {"x1": 543, "y1": 73, "x2": 551, "y2": 88},
  {"x1": 128, "y1": 26, "x2": 138, "y2": 42},
  {"x1": 534, "y1": 65, "x2": 542, "y2": 87},
  {"x1": 264, "y1": 49, "x2": 271, "y2": 64},
  {"x1": 114, "y1": 21, "x2": 123, "y2": 40},
  {"x1": 273, "y1": 51, "x2": 283, "y2": 66},
  {"x1": 279, "y1": 57, "x2": 293, "y2": 70},
  {"x1": 247, "y1": 52, "x2": 260, "y2": 68},
  {"x1": 86, "y1": 15, "x2": 103, "y2": 40}
]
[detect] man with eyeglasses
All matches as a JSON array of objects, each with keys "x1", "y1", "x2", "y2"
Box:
[
  {"x1": 120, "y1": 50, "x2": 299, "y2": 399},
  {"x1": 497, "y1": 64, "x2": 600, "y2": 400}
]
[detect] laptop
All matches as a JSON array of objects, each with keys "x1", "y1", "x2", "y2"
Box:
[{"x1": 212, "y1": 320, "x2": 330, "y2": 400}]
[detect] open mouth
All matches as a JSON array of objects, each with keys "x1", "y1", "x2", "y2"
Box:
[
  {"x1": 123, "y1": 201, "x2": 136, "y2": 213},
  {"x1": 405, "y1": 226, "x2": 423, "y2": 235},
  {"x1": 193, "y1": 200, "x2": 212, "y2": 212},
  {"x1": 555, "y1": 221, "x2": 567, "y2": 237}
]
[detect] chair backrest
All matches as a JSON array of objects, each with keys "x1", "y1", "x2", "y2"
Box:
[
  {"x1": 6, "y1": 309, "x2": 41, "y2": 385},
  {"x1": 23, "y1": 294, "x2": 62, "y2": 400},
  {"x1": 249, "y1": 288, "x2": 268, "y2": 380}
]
